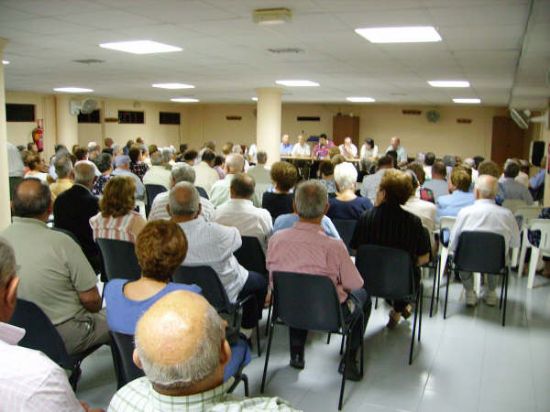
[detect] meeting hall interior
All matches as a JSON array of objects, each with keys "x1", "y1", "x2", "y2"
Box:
[{"x1": 1, "y1": 0, "x2": 550, "y2": 411}]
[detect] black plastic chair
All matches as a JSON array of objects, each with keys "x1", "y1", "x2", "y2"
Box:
[
  {"x1": 9, "y1": 299, "x2": 98, "y2": 390},
  {"x1": 332, "y1": 219, "x2": 358, "y2": 255},
  {"x1": 355, "y1": 245, "x2": 423, "y2": 365},
  {"x1": 172, "y1": 265, "x2": 261, "y2": 356},
  {"x1": 196, "y1": 186, "x2": 209, "y2": 199},
  {"x1": 443, "y1": 231, "x2": 509, "y2": 326},
  {"x1": 96, "y1": 238, "x2": 141, "y2": 281},
  {"x1": 110, "y1": 331, "x2": 249, "y2": 395},
  {"x1": 260, "y1": 272, "x2": 364, "y2": 411},
  {"x1": 145, "y1": 184, "x2": 167, "y2": 216}
]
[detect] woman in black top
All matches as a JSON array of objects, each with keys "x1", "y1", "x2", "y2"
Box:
[
  {"x1": 351, "y1": 169, "x2": 431, "y2": 328},
  {"x1": 262, "y1": 161, "x2": 298, "y2": 221}
]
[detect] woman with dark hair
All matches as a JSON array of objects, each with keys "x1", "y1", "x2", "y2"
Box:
[
  {"x1": 351, "y1": 169, "x2": 431, "y2": 328},
  {"x1": 360, "y1": 138, "x2": 379, "y2": 172},
  {"x1": 92, "y1": 153, "x2": 113, "y2": 196},
  {"x1": 262, "y1": 161, "x2": 298, "y2": 221}
]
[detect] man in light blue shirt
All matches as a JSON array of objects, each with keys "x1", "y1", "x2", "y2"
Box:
[
  {"x1": 501, "y1": 162, "x2": 533, "y2": 204},
  {"x1": 273, "y1": 213, "x2": 341, "y2": 239},
  {"x1": 529, "y1": 157, "x2": 545, "y2": 198},
  {"x1": 436, "y1": 168, "x2": 475, "y2": 220},
  {"x1": 385, "y1": 136, "x2": 407, "y2": 167},
  {"x1": 111, "y1": 155, "x2": 145, "y2": 200},
  {"x1": 280, "y1": 134, "x2": 293, "y2": 156}
]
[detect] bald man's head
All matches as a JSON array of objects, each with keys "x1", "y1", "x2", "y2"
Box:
[
  {"x1": 169, "y1": 182, "x2": 200, "y2": 217},
  {"x1": 12, "y1": 178, "x2": 51, "y2": 219},
  {"x1": 134, "y1": 291, "x2": 228, "y2": 391},
  {"x1": 475, "y1": 174, "x2": 498, "y2": 200}
]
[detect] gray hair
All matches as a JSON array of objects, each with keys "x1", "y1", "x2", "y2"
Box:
[
  {"x1": 87, "y1": 142, "x2": 100, "y2": 153},
  {"x1": 256, "y1": 151, "x2": 267, "y2": 165},
  {"x1": 295, "y1": 180, "x2": 328, "y2": 219},
  {"x1": 54, "y1": 154, "x2": 73, "y2": 178},
  {"x1": 0, "y1": 238, "x2": 17, "y2": 287},
  {"x1": 151, "y1": 151, "x2": 164, "y2": 166},
  {"x1": 161, "y1": 149, "x2": 173, "y2": 165},
  {"x1": 334, "y1": 162, "x2": 357, "y2": 191},
  {"x1": 475, "y1": 175, "x2": 498, "y2": 199},
  {"x1": 225, "y1": 154, "x2": 244, "y2": 174},
  {"x1": 74, "y1": 161, "x2": 96, "y2": 185},
  {"x1": 96, "y1": 153, "x2": 113, "y2": 173},
  {"x1": 171, "y1": 164, "x2": 196, "y2": 184},
  {"x1": 169, "y1": 182, "x2": 200, "y2": 216},
  {"x1": 135, "y1": 303, "x2": 225, "y2": 390}
]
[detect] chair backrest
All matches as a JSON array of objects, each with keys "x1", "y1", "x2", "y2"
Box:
[
  {"x1": 145, "y1": 184, "x2": 167, "y2": 206},
  {"x1": 439, "y1": 216, "x2": 457, "y2": 231},
  {"x1": 234, "y1": 236, "x2": 267, "y2": 275},
  {"x1": 515, "y1": 206, "x2": 542, "y2": 229},
  {"x1": 109, "y1": 332, "x2": 144, "y2": 389},
  {"x1": 272, "y1": 272, "x2": 342, "y2": 333},
  {"x1": 454, "y1": 231, "x2": 506, "y2": 274},
  {"x1": 502, "y1": 199, "x2": 527, "y2": 214},
  {"x1": 196, "y1": 186, "x2": 209, "y2": 199},
  {"x1": 9, "y1": 299, "x2": 73, "y2": 371},
  {"x1": 172, "y1": 265, "x2": 230, "y2": 312},
  {"x1": 96, "y1": 238, "x2": 141, "y2": 281},
  {"x1": 332, "y1": 219, "x2": 357, "y2": 254},
  {"x1": 355, "y1": 244, "x2": 416, "y2": 299},
  {"x1": 529, "y1": 219, "x2": 550, "y2": 251}
]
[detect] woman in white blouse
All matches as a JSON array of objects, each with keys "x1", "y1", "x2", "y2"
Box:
[{"x1": 360, "y1": 138, "x2": 379, "y2": 172}]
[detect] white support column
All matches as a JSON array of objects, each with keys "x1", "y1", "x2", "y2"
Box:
[
  {"x1": 0, "y1": 38, "x2": 11, "y2": 231},
  {"x1": 55, "y1": 94, "x2": 79, "y2": 149},
  {"x1": 255, "y1": 87, "x2": 282, "y2": 167}
]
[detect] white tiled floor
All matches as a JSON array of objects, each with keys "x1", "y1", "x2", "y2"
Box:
[{"x1": 76, "y1": 273, "x2": 550, "y2": 412}]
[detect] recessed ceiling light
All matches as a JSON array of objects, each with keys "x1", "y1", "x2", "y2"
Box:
[
  {"x1": 346, "y1": 97, "x2": 376, "y2": 103},
  {"x1": 54, "y1": 87, "x2": 93, "y2": 93},
  {"x1": 2, "y1": 60, "x2": 9, "y2": 65},
  {"x1": 275, "y1": 80, "x2": 319, "y2": 87},
  {"x1": 99, "y1": 40, "x2": 182, "y2": 55},
  {"x1": 355, "y1": 26, "x2": 442, "y2": 43},
  {"x1": 453, "y1": 98, "x2": 481, "y2": 104},
  {"x1": 171, "y1": 97, "x2": 199, "y2": 103},
  {"x1": 251, "y1": 97, "x2": 258, "y2": 101},
  {"x1": 153, "y1": 83, "x2": 194, "y2": 90},
  {"x1": 428, "y1": 80, "x2": 470, "y2": 88}
]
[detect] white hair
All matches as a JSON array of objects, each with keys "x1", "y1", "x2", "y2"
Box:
[
  {"x1": 0, "y1": 238, "x2": 17, "y2": 287},
  {"x1": 135, "y1": 304, "x2": 224, "y2": 390},
  {"x1": 334, "y1": 162, "x2": 358, "y2": 191},
  {"x1": 475, "y1": 175, "x2": 498, "y2": 199},
  {"x1": 225, "y1": 154, "x2": 244, "y2": 174}
]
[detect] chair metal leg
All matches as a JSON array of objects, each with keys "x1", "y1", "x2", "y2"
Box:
[
  {"x1": 374, "y1": 297, "x2": 378, "y2": 309},
  {"x1": 256, "y1": 319, "x2": 262, "y2": 357},
  {"x1": 502, "y1": 272, "x2": 509, "y2": 327},
  {"x1": 327, "y1": 333, "x2": 331, "y2": 344},
  {"x1": 418, "y1": 287, "x2": 423, "y2": 342},
  {"x1": 264, "y1": 297, "x2": 272, "y2": 337},
  {"x1": 338, "y1": 331, "x2": 352, "y2": 410},
  {"x1": 443, "y1": 263, "x2": 451, "y2": 319},
  {"x1": 339, "y1": 334, "x2": 345, "y2": 355},
  {"x1": 409, "y1": 290, "x2": 420, "y2": 365},
  {"x1": 429, "y1": 258, "x2": 438, "y2": 317},
  {"x1": 499, "y1": 275, "x2": 505, "y2": 309},
  {"x1": 242, "y1": 373, "x2": 249, "y2": 396},
  {"x1": 260, "y1": 322, "x2": 275, "y2": 393}
]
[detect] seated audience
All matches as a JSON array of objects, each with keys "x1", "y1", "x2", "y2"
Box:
[
  {"x1": 111, "y1": 155, "x2": 145, "y2": 200},
  {"x1": 327, "y1": 162, "x2": 372, "y2": 220},
  {"x1": 273, "y1": 212, "x2": 340, "y2": 239},
  {"x1": 148, "y1": 163, "x2": 214, "y2": 222},
  {"x1": 517, "y1": 159, "x2": 530, "y2": 187},
  {"x1": 49, "y1": 154, "x2": 74, "y2": 201},
  {"x1": 54, "y1": 162, "x2": 101, "y2": 272},
  {"x1": 360, "y1": 155, "x2": 394, "y2": 203},
  {"x1": 436, "y1": 167, "x2": 475, "y2": 220},
  {"x1": 351, "y1": 170, "x2": 431, "y2": 329},
  {"x1": 359, "y1": 138, "x2": 379, "y2": 172},
  {"x1": 339, "y1": 137, "x2": 358, "y2": 158},
  {"x1": 90, "y1": 176, "x2": 146, "y2": 243},
  {"x1": 108, "y1": 291, "x2": 297, "y2": 411},
  {"x1": 169, "y1": 182, "x2": 267, "y2": 337},
  {"x1": 128, "y1": 145, "x2": 149, "y2": 181},
  {"x1": 402, "y1": 169, "x2": 437, "y2": 235},
  {"x1": 214, "y1": 174, "x2": 272, "y2": 252},
  {"x1": 193, "y1": 148, "x2": 219, "y2": 193},
  {"x1": 1, "y1": 179, "x2": 108, "y2": 355},
  {"x1": 183, "y1": 149, "x2": 199, "y2": 166},
  {"x1": 500, "y1": 161, "x2": 533, "y2": 204},
  {"x1": 318, "y1": 160, "x2": 337, "y2": 195},
  {"x1": 142, "y1": 151, "x2": 172, "y2": 190},
  {"x1": 262, "y1": 161, "x2": 298, "y2": 221},
  {"x1": 280, "y1": 134, "x2": 293, "y2": 156},
  {"x1": 422, "y1": 161, "x2": 449, "y2": 200},
  {"x1": 0, "y1": 239, "x2": 103, "y2": 412},
  {"x1": 247, "y1": 150, "x2": 271, "y2": 186},
  {"x1": 423, "y1": 152, "x2": 435, "y2": 180},
  {"x1": 214, "y1": 154, "x2": 226, "y2": 179},
  {"x1": 291, "y1": 134, "x2": 311, "y2": 157},
  {"x1": 450, "y1": 175, "x2": 520, "y2": 306},
  {"x1": 92, "y1": 153, "x2": 113, "y2": 196},
  {"x1": 87, "y1": 142, "x2": 101, "y2": 162},
  {"x1": 267, "y1": 180, "x2": 370, "y2": 379},
  {"x1": 478, "y1": 160, "x2": 505, "y2": 204},
  {"x1": 463, "y1": 157, "x2": 479, "y2": 182},
  {"x1": 24, "y1": 153, "x2": 48, "y2": 182},
  {"x1": 210, "y1": 154, "x2": 248, "y2": 207}
]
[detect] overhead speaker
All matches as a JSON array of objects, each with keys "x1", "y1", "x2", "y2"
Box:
[{"x1": 530, "y1": 140, "x2": 545, "y2": 167}]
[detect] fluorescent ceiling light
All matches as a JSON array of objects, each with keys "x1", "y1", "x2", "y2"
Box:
[
  {"x1": 347, "y1": 96, "x2": 376, "y2": 103},
  {"x1": 251, "y1": 97, "x2": 258, "y2": 101},
  {"x1": 428, "y1": 80, "x2": 470, "y2": 88},
  {"x1": 99, "y1": 40, "x2": 182, "y2": 55},
  {"x1": 171, "y1": 97, "x2": 199, "y2": 103},
  {"x1": 2, "y1": 60, "x2": 9, "y2": 65},
  {"x1": 453, "y1": 98, "x2": 481, "y2": 104},
  {"x1": 54, "y1": 87, "x2": 93, "y2": 93},
  {"x1": 152, "y1": 83, "x2": 194, "y2": 89},
  {"x1": 275, "y1": 80, "x2": 319, "y2": 87},
  {"x1": 355, "y1": 26, "x2": 441, "y2": 43}
]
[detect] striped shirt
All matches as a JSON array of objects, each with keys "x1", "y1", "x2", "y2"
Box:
[
  {"x1": 108, "y1": 377, "x2": 300, "y2": 412},
  {"x1": 90, "y1": 211, "x2": 144, "y2": 243}
]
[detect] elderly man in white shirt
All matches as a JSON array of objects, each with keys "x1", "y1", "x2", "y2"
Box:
[
  {"x1": 214, "y1": 173, "x2": 272, "y2": 252},
  {"x1": 291, "y1": 134, "x2": 311, "y2": 157},
  {"x1": 142, "y1": 151, "x2": 172, "y2": 190},
  {"x1": 148, "y1": 163, "x2": 214, "y2": 222},
  {"x1": 169, "y1": 182, "x2": 268, "y2": 337},
  {"x1": 450, "y1": 175, "x2": 520, "y2": 307},
  {"x1": 385, "y1": 136, "x2": 408, "y2": 167},
  {"x1": 210, "y1": 154, "x2": 261, "y2": 208},
  {"x1": 339, "y1": 137, "x2": 358, "y2": 158},
  {"x1": 0, "y1": 238, "x2": 102, "y2": 412},
  {"x1": 193, "y1": 149, "x2": 219, "y2": 193}
]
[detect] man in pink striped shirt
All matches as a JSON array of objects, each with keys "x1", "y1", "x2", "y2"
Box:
[{"x1": 267, "y1": 180, "x2": 371, "y2": 381}]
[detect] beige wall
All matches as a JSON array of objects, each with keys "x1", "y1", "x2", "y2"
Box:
[{"x1": 7, "y1": 90, "x2": 526, "y2": 161}]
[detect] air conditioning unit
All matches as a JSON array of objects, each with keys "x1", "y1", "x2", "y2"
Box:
[
  {"x1": 510, "y1": 108, "x2": 529, "y2": 129},
  {"x1": 70, "y1": 98, "x2": 98, "y2": 115}
]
